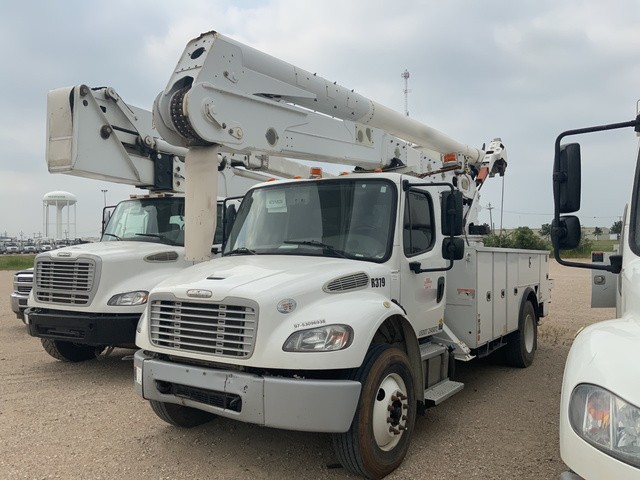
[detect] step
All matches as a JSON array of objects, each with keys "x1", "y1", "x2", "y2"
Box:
[{"x1": 424, "y1": 379, "x2": 464, "y2": 406}]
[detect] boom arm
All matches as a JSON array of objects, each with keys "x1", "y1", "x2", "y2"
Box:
[
  {"x1": 47, "y1": 85, "x2": 187, "y2": 191},
  {"x1": 152, "y1": 31, "x2": 506, "y2": 260},
  {"x1": 46, "y1": 84, "x2": 330, "y2": 195},
  {"x1": 153, "y1": 31, "x2": 487, "y2": 169}
]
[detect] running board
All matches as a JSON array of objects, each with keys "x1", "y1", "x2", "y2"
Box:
[{"x1": 424, "y1": 379, "x2": 464, "y2": 406}]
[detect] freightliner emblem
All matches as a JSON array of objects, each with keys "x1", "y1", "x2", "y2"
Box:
[{"x1": 186, "y1": 289, "x2": 212, "y2": 298}]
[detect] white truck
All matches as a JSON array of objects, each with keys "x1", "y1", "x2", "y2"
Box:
[
  {"x1": 25, "y1": 84, "x2": 326, "y2": 361},
  {"x1": 128, "y1": 31, "x2": 552, "y2": 478},
  {"x1": 552, "y1": 115, "x2": 640, "y2": 479}
]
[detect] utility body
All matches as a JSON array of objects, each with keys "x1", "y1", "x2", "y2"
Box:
[
  {"x1": 552, "y1": 115, "x2": 640, "y2": 480},
  {"x1": 120, "y1": 31, "x2": 552, "y2": 478}
]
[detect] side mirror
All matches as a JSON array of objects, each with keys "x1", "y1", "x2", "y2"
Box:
[
  {"x1": 551, "y1": 215, "x2": 581, "y2": 250},
  {"x1": 441, "y1": 190, "x2": 463, "y2": 236},
  {"x1": 102, "y1": 206, "x2": 115, "y2": 234},
  {"x1": 223, "y1": 204, "x2": 238, "y2": 243},
  {"x1": 554, "y1": 143, "x2": 581, "y2": 214},
  {"x1": 442, "y1": 237, "x2": 465, "y2": 261}
]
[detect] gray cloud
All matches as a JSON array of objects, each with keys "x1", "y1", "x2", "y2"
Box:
[{"x1": 1, "y1": 0, "x2": 638, "y2": 238}]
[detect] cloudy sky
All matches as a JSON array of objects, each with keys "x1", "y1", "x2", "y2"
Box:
[{"x1": 1, "y1": 0, "x2": 639, "y2": 239}]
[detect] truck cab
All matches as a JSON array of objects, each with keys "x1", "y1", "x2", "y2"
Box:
[
  {"x1": 552, "y1": 116, "x2": 640, "y2": 479},
  {"x1": 134, "y1": 171, "x2": 550, "y2": 478},
  {"x1": 25, "y1": 194, "x2": 225, "y2": 362}
]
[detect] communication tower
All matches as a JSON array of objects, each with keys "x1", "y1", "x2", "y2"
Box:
[{"x1": 401, "y1": 69, "x2": 410, "y2": 117}]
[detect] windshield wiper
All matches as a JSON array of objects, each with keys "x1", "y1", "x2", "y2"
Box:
[
  {"x1": 226, "y1": 247, "x2": 257, "y2": 256},
  {"x1": 102, "y1": 233, "x2": 121, "y2": 241},
  {"x1": 283, "y1": 240, "x2": 348, "y2": 258},
  {"x1": 134, "y1": 233, "x2": 179, "y2": 246}
]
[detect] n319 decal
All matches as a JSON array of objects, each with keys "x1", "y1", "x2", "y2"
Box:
[{"x1": 371, "y1": 277, "x2": 386, "y2": 288}]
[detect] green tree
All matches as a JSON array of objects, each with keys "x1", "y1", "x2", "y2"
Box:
[
  {"x1": 610, "y1": 220, "x2": 622, "y2": 235},
  {"x1": 539, "y1": 223, "x2": 551, "y2": 239},
  {"x1": 483, "y1": 227, "x2": 550, "y2": 251},
  {"x1": 483, "y1": 233, "x2": 512, "y2": 248},
  {"x1": 593, "y1": 226, "x2": 602, "y2": 240}
]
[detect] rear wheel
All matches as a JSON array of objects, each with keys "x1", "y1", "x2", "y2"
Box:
[
  {"x1": 332, "y1": 344, "x2": 416, "y2": 479},
  {"x1": 149, "y1": 400, "x2": 216, "y2": 428},
  {"x1": 505, "y1": 300, "x2": 537, "y2": 368},
  {"x1": 41, "y1": 338, "x2": 104, "y2": 362}
]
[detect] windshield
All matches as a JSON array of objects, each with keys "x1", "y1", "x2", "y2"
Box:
[
  {"x1": 224, "y1": 179, "x2": 396, "y2": 262},
  {"x1": 102, "y1": 197, "x2": 224, "y2": 246}
]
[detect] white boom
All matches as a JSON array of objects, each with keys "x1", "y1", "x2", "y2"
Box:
[
  {"x1": 152, "y1": 31, "x2": 506, "y2": 260},
  {"x1": 46, "y1": 85, "x2": 329, "y2": 194}
]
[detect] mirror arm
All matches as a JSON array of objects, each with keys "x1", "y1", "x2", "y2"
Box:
[{"x1": 409, "y1": 259, "x2": 454, "y2": 274}]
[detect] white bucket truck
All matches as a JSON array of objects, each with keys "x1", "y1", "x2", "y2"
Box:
[
  {"x1": 128, "y1": 32, "x2": 552, "y2": 478},
  {"x1": 25, "y1": 85, "x2": 324, "y2": 362},
  {"x1": 552, "y1": 115, "x2": 640, "y2": 479}
]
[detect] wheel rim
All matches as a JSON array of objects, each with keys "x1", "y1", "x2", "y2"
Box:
[
  {"x1": 523, "y1": 311, "x2": 535, "y2": 353},
  {"x1": 372, "y1": 373, "x2": 409, "y2": 451}
]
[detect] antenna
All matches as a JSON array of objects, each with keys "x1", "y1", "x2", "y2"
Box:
[{"x1": 401, "y1": 69, "x2": 410, "y2": 117}]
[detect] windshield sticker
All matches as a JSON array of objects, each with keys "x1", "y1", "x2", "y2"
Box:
[{"x1": 266, "y1": 190, "x2": 287, "y2": 212}]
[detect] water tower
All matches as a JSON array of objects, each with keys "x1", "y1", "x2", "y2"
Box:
[{"x1": 43, "y1": 191, "x2": 77, "y2": 240}]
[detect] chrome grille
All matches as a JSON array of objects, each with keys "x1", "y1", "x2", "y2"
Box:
[
  {"x1": 14, "y1": 271, "x2": 33, "y2": 294},
  {"x1": 34, "y1": 259, "x2": 96, "y2": 305},
  {"x1": 149, "y1": 300, "x2": 257, "y2": 358},
  {"x1": 323, "y1": 272, "x2": 369, "y2": 293}
]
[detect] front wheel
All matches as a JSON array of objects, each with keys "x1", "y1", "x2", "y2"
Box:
[
  {"x1": 41, "y1": 338, "x2": 104, "y2": 362},
  {"x1": 505, "y1": 300, "x2": 537, "y2": 368},
  {"x1": 149, "y1": 400, "x2": 216, "y2": 428},
  {"x1": 332, "y1": 344, "x2": 416, "y2": 479}
]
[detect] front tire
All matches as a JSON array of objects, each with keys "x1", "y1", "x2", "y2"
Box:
[
  {"x1": 332, "y1": 344, "x2": 416, "y2": 479},
  {"x1": 505, "y1": 300, "x2": 537, "y2": 368},
  {"x1": 41, "y1": 338, "x2": 104, "y2": 362},
  {"x1": 149, "y1": 400, "x2": 216, "y2": 428}
]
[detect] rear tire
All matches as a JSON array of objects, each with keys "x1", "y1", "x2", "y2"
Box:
[
  {"x1": 332, "y1": 344, "x2": 416, "y2": 479},
  {"x1": 41, "y1": 338, "x2": 104, "y2": 362},
  {"x1": 505, "y1": 300, "x2": 537, "y2": 368},
  {"x1": 149, "y1": 400, "x2": 216, "y2": 428}
]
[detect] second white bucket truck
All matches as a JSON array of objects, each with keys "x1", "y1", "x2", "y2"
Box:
[
  {"x1": 25, "y1": 85, "x2": 325, "y2": 362},
  {"x1": 129, "y1": 31, "x2": 552, "y2": 478}
]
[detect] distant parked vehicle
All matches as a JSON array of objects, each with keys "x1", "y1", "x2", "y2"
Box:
[
  {"x1": 5, "y1": 242, "x2": 20, "y2": 254},
  {"x1": 38, "y1": 241, "x2": 54, "y2": 253},
  {"x1": 22, "y1": 243, "x2": 37, "y2": 254}
]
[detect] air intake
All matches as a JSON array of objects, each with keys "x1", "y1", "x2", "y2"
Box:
[
  {"x1": 144, "y1": 251, "x2": 179, "y2": 262},
  {"x1": 323, "y1": 272, "x2": 369, "y2": 293}
]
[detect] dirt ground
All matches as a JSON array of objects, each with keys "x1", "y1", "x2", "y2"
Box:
[{"x1": 0, "y1": 261, "x2": 615, "y2": 480}]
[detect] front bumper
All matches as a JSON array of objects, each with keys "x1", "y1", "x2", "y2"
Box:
[
  {"x1": 134, "y1": 350, "x2": 361, "y2": 433},
  {"x1": 10, "y1": 293, "x2": 27, "y2": 319},
  {"x1": 26, "y1": 308, "x2": 141, "y2": 346}
]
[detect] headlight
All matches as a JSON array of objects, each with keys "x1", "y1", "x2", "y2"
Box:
[
  {"x1": 107, "y1": 291, "x2": 149, "y2": 306},
  {"x1": 283, "y1": 324, "x2": 353, "y2": 352},
  {"x1": 569, "y1": 384, "x2": 640, "y2": 468}
]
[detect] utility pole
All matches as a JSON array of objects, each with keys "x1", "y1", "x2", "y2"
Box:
[
  {"x1": 401, "y1": 70, "x2": 410, "y2": 117},
  {"x1": 487, "y1": 203, "x2": 494, "y2": 233},
  {"x1": 101, "y1": 189, "x2": 108, "y2": 208}
]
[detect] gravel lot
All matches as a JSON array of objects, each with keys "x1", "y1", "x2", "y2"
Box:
[{"x1": 0, "y1": 261, "x2": 615, "y2": 479}]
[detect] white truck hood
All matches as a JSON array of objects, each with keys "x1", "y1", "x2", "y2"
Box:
[
  {"x1": 566, "y1": 314, "x2": 640, "y2": 405},
  {"x1": 45, "y1": 241, "x2": 184, "y2": 261},
  {"x1": 151, "y1": 255, "x2": 384, "y2": 302}
]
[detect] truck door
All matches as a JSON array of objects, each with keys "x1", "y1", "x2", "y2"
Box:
[{"x1": 399, "y1": 188, "x2": 447, "y2": 337}]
